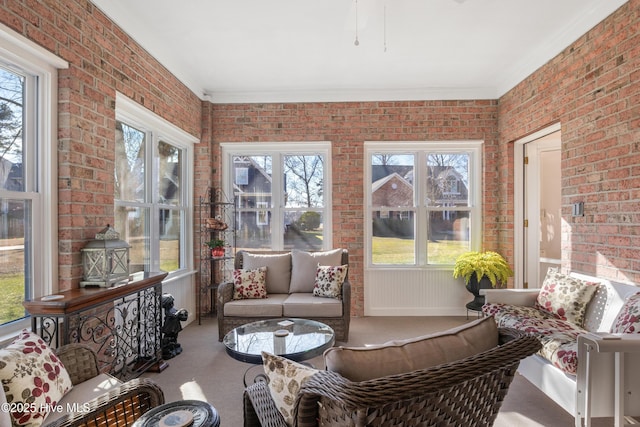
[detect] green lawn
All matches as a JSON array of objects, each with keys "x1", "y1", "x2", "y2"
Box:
[
  {"x1": 0, "y1": 273, "x2": 26, "y2": 324},
  {"x1": 372, "y1": 236, "x2": 468, "y2": 264}
]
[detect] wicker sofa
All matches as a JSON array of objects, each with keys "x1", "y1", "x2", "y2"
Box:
[
  {"x1": 217, "y1": 249, "x2": 350, "y2": 342},
  {"x1": 243, "y1": 321, "x2": 541, "y2": 427},
  {"x1": 0, "y1": 335, "x2": 164, "y2": 427},
  {"x1": 482, "y1": 269, "x2": 640, "y2": 426}
]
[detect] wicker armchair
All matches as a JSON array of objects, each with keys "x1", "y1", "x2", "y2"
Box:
[
  {"x1": 243, "y1": 328, "x2": 541, "y2": 427},
  {"x1": 44, "y1": 343, "x2": 165, "y2": 427}
]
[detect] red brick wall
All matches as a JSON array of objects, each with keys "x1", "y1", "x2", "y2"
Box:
[
  {"x1": 5, "y1": 0, "x2": 634, "y2": 307},
  {"x1": 0, "y1": 0, "x2": 202, "y2": 290},
  {"x1": 498, "y1": 1, "x2": 639, "y2": 283},
  {"x1": 210, "y1": 101, "x2": 499, "y2": 315}
]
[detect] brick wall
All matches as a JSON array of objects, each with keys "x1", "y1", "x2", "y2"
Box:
[
  {"x1": 0, "y1": 0, "x2": 202, "y2": 290},
  {"x1": 498, "y1": 0, "x2": 640, "y2": 284},
  {"x1": 210, "y1": 101, "x2": 499, "y2": 315},
  {"x1": 4, "y1": 0, "x2": 635, "y2": 307}
]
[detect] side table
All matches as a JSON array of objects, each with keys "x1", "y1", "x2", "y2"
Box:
[
  {"x1": 577, "y1": 333, "x2": 640, "y2": 427},
  {"x1": 132, "y1": 400, "x2": 220, "y2": 427}
]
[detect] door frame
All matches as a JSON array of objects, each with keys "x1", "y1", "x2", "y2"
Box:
[{"x1": 514, "y1": 122, "x2": 561, "y2": 289}]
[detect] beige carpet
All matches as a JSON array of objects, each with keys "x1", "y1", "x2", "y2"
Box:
[{"x1": 143, "y1": 316, "x2": 615, "y2": 427}]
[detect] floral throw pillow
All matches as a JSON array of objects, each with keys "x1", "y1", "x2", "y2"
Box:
[
  {"x1": 262, "y1": 351, "x2": 319, "y2": 426},
  {"x1": 535, "y1": 268, "x2": 599, "y2": 327},
  {"x1": 313, "y1": 264, "x2": 348, "y2": 299},
  {"x1": 611, "y1": 292, "x2": 640, "y2": 333},
  {"x1": 233, "y1": 267, "x2": 268, "y2": 300},
  {"x1": 0, "y1": 329, "x2": 73, "y2": 427}
]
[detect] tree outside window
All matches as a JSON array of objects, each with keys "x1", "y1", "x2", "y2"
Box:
[{"x1": 224, "y1": 144, "x2": 331, "y2": 251}]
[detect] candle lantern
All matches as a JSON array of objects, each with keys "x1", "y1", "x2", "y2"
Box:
[{"x1": 80, "y1": 225, "x2": 131, "y2": 288}]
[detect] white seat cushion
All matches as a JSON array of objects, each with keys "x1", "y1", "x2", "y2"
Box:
[
  {"x1": 43, "y1": 373, "x2": 122, "y2": 424},
  {"x1": 283, "y1": 293, "x2": 343, "y2": 317},
  {"x1": 224, "y1": 294, "x2": 289, "y2": 317}
]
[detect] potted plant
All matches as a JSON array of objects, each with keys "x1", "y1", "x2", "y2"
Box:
[
  {"x1": 205, "y1": 239, "x2": 225, "y2": 257},
  {"x1": 453, "y1": 251, "x2": 514, "y2": 311}
]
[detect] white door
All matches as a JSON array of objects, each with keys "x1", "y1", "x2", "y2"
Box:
[{"x1": 514, "y1": 124, "x2": 562, "y2": 289}]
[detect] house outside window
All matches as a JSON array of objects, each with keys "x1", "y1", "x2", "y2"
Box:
[
  {"x1": 0, "y1": 29, "x2": 66, "y2": 336},
  {"x1": 221, "y1": 143, "x2": 332, "y2": 251},
  {"x1": 114, "y1": 94, "x2": 196, "y2": 276},
  {"x1": 366, "y1": 141, "x2": 482, "y2": 267}
]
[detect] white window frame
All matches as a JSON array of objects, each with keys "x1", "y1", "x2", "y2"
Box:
[
  {"x1": 115, "y1": 93, "x2": 197, "y2": 277},
  {"x1": 365, "y1": 141, "x2": 483, "y2": 268},
  {"x1": 0, "y1": 24, "x2": 67, "y2": 340},
  {"x1": 220, "y1": 142, "x2": 333, "y2": 250}
]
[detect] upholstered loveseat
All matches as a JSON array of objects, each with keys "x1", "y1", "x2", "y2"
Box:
[
  {"x1": 217, "y1": 249, "x2": 350, "y2": 342},
  {"x1": 482, "y1": 268, "x2": 640, "y2": 426},
  {"x1": 0, "y1": 330, "x2": 164, "y2": 427}
]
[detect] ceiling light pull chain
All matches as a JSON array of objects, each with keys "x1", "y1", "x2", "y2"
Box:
[
  {"x1": 383, "y1": 4, "x2": 387, "y2": 52},
  {"x1": 354, "y1": 0, "x2": 360, "y2": 46}
]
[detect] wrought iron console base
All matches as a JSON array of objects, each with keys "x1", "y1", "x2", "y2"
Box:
[{"x1": 23, "y1": 271, "x2": 168, "y2": 381}]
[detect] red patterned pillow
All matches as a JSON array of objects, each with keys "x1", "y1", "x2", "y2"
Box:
[
  {"x1": 535, "y1": 268, "x2": 599, "y2": 326},
  {"x1": 0, "y1": 330, "x2": 73, "y2": 427},
  {"x1": 313, "y1": 264, "x2": 348, "y2": 299},
  {"x1": 233, "y1": 267, "x2": 268, "y2": 300},
  {"x1": 611, "y1": 292, "x2": 640, "y2": 333}
]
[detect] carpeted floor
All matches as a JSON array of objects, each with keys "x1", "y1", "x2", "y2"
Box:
[{"x1": 142, "y1": 316, "x2": 615, "y2": 427}]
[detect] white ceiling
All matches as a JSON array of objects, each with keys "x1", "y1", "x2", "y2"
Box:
[{"x1": 90, "y1": 0, "x2": 627, "y2": 103}]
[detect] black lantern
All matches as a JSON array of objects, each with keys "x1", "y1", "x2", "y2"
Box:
[{"x1": 80, "y1": 225, "x2": 130, "y2": 288}]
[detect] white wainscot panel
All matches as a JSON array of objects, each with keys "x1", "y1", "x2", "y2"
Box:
[
  {"x1": 365, "y1": 268, "x2": 471, "y2": 316},
  {"x1": 161, "y1": 273, "x2": 197, "y2": 327}
]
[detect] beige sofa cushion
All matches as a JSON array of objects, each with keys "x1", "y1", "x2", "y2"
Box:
[
  {"x1": 323, "y1": 316, "x2": 499, "y2": 381},
  {"x1": 243, "y1": 252, "x2": 292, "y2": 294},
  {"x1": 290, "y1": 249, "x2": 343, "y2": 293},
  {"x1": 282, "y1": 293, "x2": 343, "y2": 318},
  {"x1": 224, "y1": 294, "x2": 289, "y2": 317},
  {"x1": 43, "y1": 373, "x2": 121, "y2": 424}
]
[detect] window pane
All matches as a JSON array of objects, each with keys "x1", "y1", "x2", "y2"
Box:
[
  {"x1": 159, "y1": 208, "x2": 180, "y2": 272},
  {"x1": 158, "y1": 140, "x2": 181, "y2": 205},
  {"x1": 0, "y1": 199, "x2": 30, "y2": 325},
  {"x1": 372, "y1": 210, "x2": 415, "y2": 264},
  {"x1": 371, "y1": 154, "x2": 414, "y2": 208},
  {"x1": 0, "y1": 67, "x2": 25, "y2": 192},
  {"x1": 284, "y1": 210, "x2": 323, "y2": 250},
  {"x1": 371, "y1": 154, "x2": 415, "y2": 264},
  {"x1": 236, "y1": 210, "x2": 272, "y2": 249},
  {"x1": 426, "y1": 153, "x2": 469, "y2": 206},
  {"x1": 115, "y1": 206, "x2": 148, "y2": 273},
  {"x1": 115, "y1": 121, "x2": 145, "y2": 202},
  {"x1": 283, "y1": 155, "x2": 324, "y2": 208},
  {"x1": 427, "y1": 210, "x2": 470, "y2": 264},
  {"x1": 232, "y1": 155, "x2": 273, "y2": 250}
]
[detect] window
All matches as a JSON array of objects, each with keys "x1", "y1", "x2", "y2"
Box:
[
  {"x1": 366, "y1": 141, "x2": 482, "y2": 267},
  {"x1": 221, "y1": 143, "x2": 332, "y2": 251},
  {"x1": 0, "y1": 28, "x2": 66, "y2": 336},
  {"x1": 115, "y1": 94, "x2": 196, "y2": 275}
]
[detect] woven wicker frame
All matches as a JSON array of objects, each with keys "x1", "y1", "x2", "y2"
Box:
[
  {"x1": 218, "y1": 250, "x2": 351, "y2": 342},
  {"x1": 43, "y1": 344, "x2": 164, "y2": 427},
  {"x1": 243, "y1": 327, "x2": 541, "y2": 427}
]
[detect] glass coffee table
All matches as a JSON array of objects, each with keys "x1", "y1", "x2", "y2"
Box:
[{"x1": 223, "y1": 318, "x2": 335, "y2": 383}]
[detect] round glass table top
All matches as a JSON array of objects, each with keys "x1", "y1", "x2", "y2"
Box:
[{"x1": 223, "y1": 318, "x2": 335, "y2": 364}]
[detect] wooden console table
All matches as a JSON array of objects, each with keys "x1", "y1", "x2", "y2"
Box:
[{"x1": 23, "y1": 271, "x2": 168, "y2": 381}]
